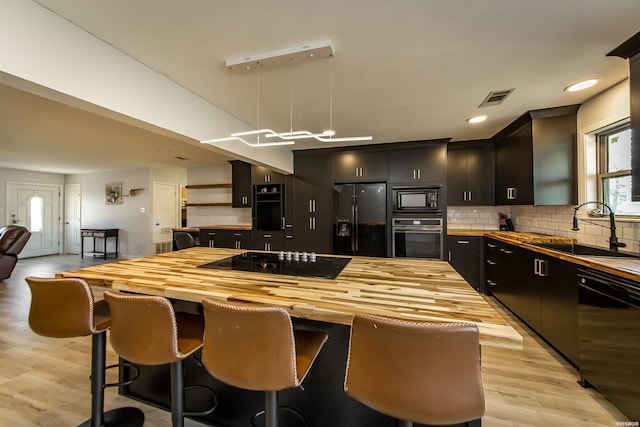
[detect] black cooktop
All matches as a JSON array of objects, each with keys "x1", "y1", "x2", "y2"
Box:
[{"x1": 198, "y1": 252, "x2": 351, "y2": 280}]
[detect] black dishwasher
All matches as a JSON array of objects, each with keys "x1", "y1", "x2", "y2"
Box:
[{"x1": 577, "y1": 268, "x2": 640, "y2": 421}]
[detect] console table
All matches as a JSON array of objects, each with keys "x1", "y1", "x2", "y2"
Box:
[{"x1": 81, "y1": 228, "x2": 118, "y2": 259}]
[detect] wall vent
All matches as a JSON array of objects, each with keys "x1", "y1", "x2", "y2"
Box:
[
  {"x1": 155, "y1": 241, "x2": 172, "y2": 254},
  {"x1": 479, "y1": 88, "x2": 515, "y2": 107}
]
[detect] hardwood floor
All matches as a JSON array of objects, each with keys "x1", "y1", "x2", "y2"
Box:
[{"x1": 0, "y1": 254, "x2": 631, "y2": 426}]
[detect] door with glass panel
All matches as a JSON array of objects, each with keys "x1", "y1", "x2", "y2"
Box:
[{"x1": 6, "y1": 183, "x2": 61, "y2": 258}]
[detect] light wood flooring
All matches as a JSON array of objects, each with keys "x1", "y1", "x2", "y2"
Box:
[{"x1": 0, "y1": 255, "x2": 631, "y2": 426}]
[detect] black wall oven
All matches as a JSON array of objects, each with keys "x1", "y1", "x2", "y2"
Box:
[{"x1": 392, "y1": 217, "x2": 443, "y2": 259}]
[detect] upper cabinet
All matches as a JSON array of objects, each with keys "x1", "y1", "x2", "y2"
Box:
[
  {"x1": 493, "y1": 105, "x2": 579, "y2": 206},
  {"x1": 447, "y1": 141, "x2": 494, "y2": 206},
  {"x1": 332, "y1": 151, "x2": 387, "y2": 182},
  {"x1": 252, "y1": 165, "x2": 285, "y2": 184},
  {"x1": 607, "y1": 31, "x2": 640, "y2": 201},
  {"x1": 229, "y1": 160, "x2": 252, "y2": 208},
  {"x1": 388, "y1": 142, "x2": 447, "y2": 185}
]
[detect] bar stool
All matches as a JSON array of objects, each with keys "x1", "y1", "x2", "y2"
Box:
[
  {"x1": 344, "y1": 314, "x2": 485, "y2": 427},
  {"x1": 25, "y1": 277, "x2": 144, "y2": 427},
  {"x1": 103, "y1": 291, "x2": 217, "y2": 427},
  {"x1": 200, "y1": 298, "x2": 328, "y2": 427}
]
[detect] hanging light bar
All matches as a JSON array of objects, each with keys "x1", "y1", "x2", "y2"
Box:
[{"x1": 201, "y1": 39, "x2": 373, "y2": 147}]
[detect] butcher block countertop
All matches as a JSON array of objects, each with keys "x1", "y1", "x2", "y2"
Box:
[{"x1": 57, "y1": 247, "x2": 522, "y2": 350}]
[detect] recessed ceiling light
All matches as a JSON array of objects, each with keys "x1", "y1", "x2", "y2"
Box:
[
  {"x1": 467, "y1": 115, "x2": 487, "y2": 124},
  {"x1": 565, "y1": 79, "x2": 598, "y2": 92}
]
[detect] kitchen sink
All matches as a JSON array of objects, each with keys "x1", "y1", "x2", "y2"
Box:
[{"x1": 530, "y1": 242, "x2": 640, "y2": 258}]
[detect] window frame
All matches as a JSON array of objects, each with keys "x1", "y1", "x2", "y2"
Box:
[{"x1": 596, "y1": 121, "x2": 638, "y2": 216}]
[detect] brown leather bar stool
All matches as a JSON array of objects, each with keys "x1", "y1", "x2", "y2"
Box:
[
  {"x1": 344, "y1": 314, "x2": 486, "y2": 427},
  {"x1": 25, "y1": 277, "x2": 144, "y2": 427},
  {"x1": 104, "y1": 291, "x2": 217, "y2": 427},
  {"x1": 201, "y1": 298, "x2": 328, "y2": 427}
]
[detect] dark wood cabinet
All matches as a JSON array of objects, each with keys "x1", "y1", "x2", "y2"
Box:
[
  {"x1": 293, "y1": 153, "x2": 333, "y2": 253},
  {"x1": 447, "y1": 235, "x2": 484, "y2": 292},
  {"x1": 254, "y1": 183, "x2": 284, "y2": 231},
  {"x1": 389, "y1": 143, "x2": 447, "y2": 185},
  {"x1": 199, "y1": 228, "x2": 251, "y2": 249},
  {"x1": 252, "y1": 165, "x2": 285, "y2": 185},
  {"x1": 253, "y1": 231, "x2": 285, "y2": 251},
  {"x1": 229, "y1": 160, "x2": 252, "y2": 208},
  {"x1": 447, "y1": 142, "x2": 494, "y2": 205},
  {"x1": 485, "y1": 237, "x2": 578, "y2": 365},
  {"x1": 332, "y1": 151, "x2": 387, "y2": 182},
  {"x1": 493, "y1": 105, "x2": 578, "y2": 205}
]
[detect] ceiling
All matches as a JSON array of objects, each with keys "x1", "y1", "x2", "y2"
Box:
[{"x1": 2, "y1": 0, "x2": 640, "y2": 174}]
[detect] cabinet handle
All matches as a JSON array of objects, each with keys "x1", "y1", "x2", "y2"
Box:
[
  {"x1": 413, "y1": 169, "x2": 416, "y2": 180},
  {"x1": 286, "y1": 235, "x2": 293, "y2": 239},
  {"x1": 486, "y1": 260, "x2": 497, "y2": 265},
  {"x1": 309, "y1": 200, "x2": 313, "y2": 213},
  {"x1": 507, "y1": 187, "x2": 516, "y2": 200},
  {"x1": 534, "y1": 259, "x2": 548, "y2": 277},
  {"x1": 487, "y1": 280, "x2": 498, "y2": 287},
  {"x1": 313, "y1": 217, "x2": 316, "y2": 230},
  {"x1": 500, "y1": 249, "x2": 513, "y2": 254},
  {"x1": 468, "y1": 191, "x2": 472, "y2": 201},
  {"x1": 487, "y1": 243, "x2": 497, "y2": 248},
  {"x1": 463, "y1": 191, "x2": 467, "y2": 201},
  {"x1": 355, "y1": 167, "x2": 359, "y2": 177},
  {"x1": 417, "y1": 169, "x2": 421, "y2": 180},
  {"x1": 312, "y1": 199, "x2": 316, "y2": 213},
  {"x1": 309, "y1": 217, "x2": 313, "y2": 230},
  {"x1": 282, "y1": 217, "x2": 285, "y2": 230},
  {"x1": 457, "y1": 240, "x2": 470, "y2": 244},
  {"x1": 447, "y1": 251, "x2": 451, "y2": 262},
  {"x1": 264, "y1": 234, "x2": 272, "y2": 238}
]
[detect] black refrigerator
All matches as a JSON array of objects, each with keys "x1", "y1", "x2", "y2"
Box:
[{"x1": 333, "y1": 183, "x2": 387, "y2": 257}]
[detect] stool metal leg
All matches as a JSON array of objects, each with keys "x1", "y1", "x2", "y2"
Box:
[
  {"x1": 264, "y1": 390, "x2": 278, "y2": 427},
  {"x1": 171, "y1": 359, "x2": 185, "y2": 427},
  {"x1": 78, "y1": 332, "x2": 144, "y2": 427},
  {"x1": 397, "y1": 420, "x2": 413, "y2": 427}
]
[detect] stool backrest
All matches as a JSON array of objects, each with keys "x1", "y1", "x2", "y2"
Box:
[
  {"x1": 173, "y1": 232, "x2": 195, "y2": 250},
  {"x1": 201, "y1": 298, "x2": 298, "y2": 391},
  {"x1": 26, "y1": 276, "x2": 102, "y2": 338},
  {"x1": 104, "y1": 291, "x2": 183, "y2": 366},
  {"x1": 345, "y1": 314, "x2": 485, "y2": 425}
]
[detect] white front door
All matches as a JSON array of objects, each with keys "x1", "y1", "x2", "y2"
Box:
[
  {"x1": 64, "y1": 184, "x2": 81, "y2": 254},
  {"x1": 152, "y1": 182, "x2": 178, "y2": 245},
  {"x1": 6, "y1": 183, "x2": 61, "y2": 258}
]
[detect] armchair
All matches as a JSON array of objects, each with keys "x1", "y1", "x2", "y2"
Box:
[{"x1": 0, "y1": 225, "x2": 31, "y2": 281}]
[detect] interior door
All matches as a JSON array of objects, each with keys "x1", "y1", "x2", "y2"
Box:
[
  {"x1": 152, "y1": 182, "x2": 178, "y2": 246},
  {"x1": 6, "y1": 183, "x2": 61, "y2": 258},
  {"x1": 64, "y1": 184, "x2": 81, "y2": 254}
]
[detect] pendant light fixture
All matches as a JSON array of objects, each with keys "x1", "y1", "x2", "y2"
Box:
[{"x1": 201, "y1": 40, "x2": 372, "y2": 148}]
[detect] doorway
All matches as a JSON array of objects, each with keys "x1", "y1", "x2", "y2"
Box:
[
  {"x1": 64, "y1": 184, "x2": 81, "y2": 254},
  {"x1": 6, "y1": 183, "x2": 62, "y2": 258},
  {"x1": 152, "y1": 182, "x2": 178, "y2": 253}
]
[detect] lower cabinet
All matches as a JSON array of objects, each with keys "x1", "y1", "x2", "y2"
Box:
[
  {"x1": 485, "y1": 237, "x2": 578, "y2": 365},
  {"x1": 199, "y1": 228, "x2": 252, "y2": 249},
  {"x1": 447, "y1": 235, "x2": 484, "y2": 293},
  {"x1": 253, "y1": 232, "x2": 285, "y2": 251}
]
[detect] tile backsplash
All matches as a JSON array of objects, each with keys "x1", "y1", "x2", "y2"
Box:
[{"x1": 447, "y1": 205, "x2": 640, "y2": 254}]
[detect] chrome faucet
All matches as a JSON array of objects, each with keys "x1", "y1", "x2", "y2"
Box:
[{"x1": 572, "y1": 201, "x2": 626, "y2": 252}]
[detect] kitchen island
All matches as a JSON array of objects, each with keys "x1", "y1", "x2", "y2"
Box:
[{"x1": 58, "y1": 248, "x2": 521, "y2": 427}]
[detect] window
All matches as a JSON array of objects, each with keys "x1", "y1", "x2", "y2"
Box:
[
  {"x1": 29, "y1": 196, "x2": 44, "y2": 232},
  {"x1": 597, "y1": 124, "x2": 640, "y2": 215}
]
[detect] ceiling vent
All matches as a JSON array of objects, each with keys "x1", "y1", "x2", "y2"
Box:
[{"x1": 479, "y1": 88, "x2": 515, "y2": 107}]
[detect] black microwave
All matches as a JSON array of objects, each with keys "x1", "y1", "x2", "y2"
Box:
[{"x1": 393, "y1": 188, "x2": 440, "y2": 212}]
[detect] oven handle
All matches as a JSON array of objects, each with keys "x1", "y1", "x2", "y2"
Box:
[{"x1": 392, "y1": 227, "x2": 443, "y2": 232}]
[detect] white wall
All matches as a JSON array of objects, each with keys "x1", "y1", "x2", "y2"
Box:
[{"x1": 0, "y1": 0, "x2": 294, "y2": 173}]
